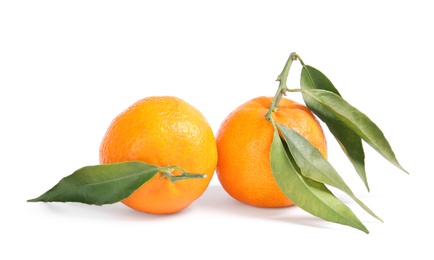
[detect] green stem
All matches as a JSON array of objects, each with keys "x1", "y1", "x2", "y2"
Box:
[
  {"x1": 265, "y1": 52, "x2": 298, "y2": 121},
  {"x1": 160, "y1": 166, "x2": 207, "y2": 183},
  {"x1": 294, "y1": 53, "x2": 306, "y2": 67}
]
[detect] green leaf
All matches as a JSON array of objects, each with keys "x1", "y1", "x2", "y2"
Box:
[
  {"x1": 270, "y1": 130, "x2": 369, "y2": 233},
  {"x1": 302, "y1": 88, "x2": 408, "y2": 174},
  {"x1": 276, "y1": 124, "x2": 382, "y2": 222},
  {"x1": 301, "y1": 65, "x2": 341, "y2": 94},
  {"x1": 300, "y1": 65, "x2": 369, "y2": 190},
  {"x1": 28, "y1": 161, "x2": 161, "y2": 205}
]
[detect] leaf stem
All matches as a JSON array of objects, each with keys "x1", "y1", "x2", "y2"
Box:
[
  {"x1": 265, "y1": 52, "x2": 298, "y2": 121},
  {"x1": 295, "y1": 53, "x2": 306, "y2": 67},
  {"x1": 160, "y1": 166, "x2": 207, "y2": 183}
]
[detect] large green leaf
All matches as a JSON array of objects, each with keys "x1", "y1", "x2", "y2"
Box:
[
  {"x1": 270, "y1": 130, "x2": 369, "y2": 233},
  {"x1": 276, "y1": 124, "x2": 382, "y2": 222},
  {"x1": 302, "y1": 88, "x2": 408, "y2": 174},
  {"x1": 28, "y1": 161, "x2": 161, "y2": 205},
  {"x1": 300, "y1": 65, "x2": 369, "y2": 190}
]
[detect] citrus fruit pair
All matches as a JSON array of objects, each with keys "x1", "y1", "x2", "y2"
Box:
[
  {"x1": 99, "y1": 95, "x2": 325, "y2": 213},
  {"x1": 29, "y1": 52, "x2": 406, "y2": 233}
]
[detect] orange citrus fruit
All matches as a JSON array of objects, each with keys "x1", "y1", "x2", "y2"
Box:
[
  {"x1": 99, "y1": 96, "x2": 218, "y2": 214},
  {"x1": 216, "y1": 96, "x2": 327, "y2": 208}
]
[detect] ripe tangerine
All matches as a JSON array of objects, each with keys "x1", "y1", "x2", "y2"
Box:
[
  {"x1": 99, "y1": 96, "x2": 218, "y2": 214},
  {"x1": 216, "y1": 96, "x2": 327, "y2": 208}
]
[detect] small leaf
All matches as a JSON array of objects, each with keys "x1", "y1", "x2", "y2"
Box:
[
  {"x1": 300, "y1": 65, "x2": 369, "y2": 190},
  {"x1": 270, "y1": 130, "x2": 369, "y2": 233},
  {"x1": 302, "y1": 88, "x2": 408, "y2": 174},
  {"x1": 27, "y1": 161, "x2": 161, "y2": 205},
  {"x1": 301, "y1": 65, "x2": 341, "y2": 94},
  {"x1": 276, "y1": 124, "x2": 382, "y2": 222}
]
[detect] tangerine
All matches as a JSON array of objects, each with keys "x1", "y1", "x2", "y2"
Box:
[
  {"x1": 216, "y1": 96, "x2": 327, "y2": 208},
  {"x1": 99, "y1": 96, "x2": 217, "y2": 214}
]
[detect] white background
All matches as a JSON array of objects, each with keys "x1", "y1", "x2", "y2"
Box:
[{"x1": 1, "y1": 0, "x2": 433, "y2": 259}]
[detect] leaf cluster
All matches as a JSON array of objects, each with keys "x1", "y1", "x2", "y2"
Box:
[{"x1": 269, "y1": 57, "x2": 408, "y2": 233}]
